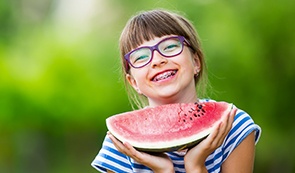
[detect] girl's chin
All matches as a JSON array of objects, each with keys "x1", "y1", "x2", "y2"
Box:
[{"x1": 149, "y1": 89, "x2": 180, "y2": 101}]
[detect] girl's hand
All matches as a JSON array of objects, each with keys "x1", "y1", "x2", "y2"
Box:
[
  {"x1": 184, "y1": 107, "x2": 237, "y2": 173},
  {"x1": 108, "y1": 132, "x2": 174, "y2": 173}
]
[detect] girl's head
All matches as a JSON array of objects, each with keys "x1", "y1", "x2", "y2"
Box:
[{"x1": 119, "y1": 9, "x2": 208, "y2": 109}]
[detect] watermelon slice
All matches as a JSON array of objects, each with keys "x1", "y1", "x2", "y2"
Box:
[{"x1": 106, "y1": 101, "x2": 233, "y2": 152}]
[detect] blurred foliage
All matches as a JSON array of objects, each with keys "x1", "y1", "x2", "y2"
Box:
[{"x1": 0, "y1": 0, "x2": 294, "y2": 172}]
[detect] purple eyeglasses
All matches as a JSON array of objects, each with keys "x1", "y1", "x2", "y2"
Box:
[{"x1": 124, "y1": 36, "x2": 190, "y2": 68}]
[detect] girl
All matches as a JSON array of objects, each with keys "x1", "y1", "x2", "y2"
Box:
[{"x1": 92, "y1": 9, "x2": 261, "y2": 173}]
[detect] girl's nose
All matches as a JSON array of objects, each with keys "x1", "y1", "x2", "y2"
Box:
[{"x1": 151, "y1": 51, "x2": 168, "y2": 68}]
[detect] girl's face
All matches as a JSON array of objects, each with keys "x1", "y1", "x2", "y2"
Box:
[{"x1": 126, "y1": 35, "x2": 201, "y2": 107}]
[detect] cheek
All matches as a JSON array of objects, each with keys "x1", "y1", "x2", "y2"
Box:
[
  {"x1": 177, "y1": 53, "x2": 196, "y2": 69},
  {"x1": 130, "y1": 69, "x2": 148, "y2": 83}
]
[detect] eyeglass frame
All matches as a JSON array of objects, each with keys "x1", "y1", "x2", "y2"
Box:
[{"x1": 124, "y1": 35, "x2": 191, "y2": 69}]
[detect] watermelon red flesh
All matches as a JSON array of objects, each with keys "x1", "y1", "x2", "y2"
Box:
[{"x1": 106, "y1": 101, "x2": 232, "y2": 152}]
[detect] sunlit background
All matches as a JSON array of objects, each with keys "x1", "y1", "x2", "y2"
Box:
[{"x1": 1, "y1": 0, "x2": 294, "y2": 172}]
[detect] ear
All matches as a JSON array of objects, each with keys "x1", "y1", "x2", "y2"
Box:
[
  {"x1": 192, "y1": 54, "x2": 201, "y2": 74},
  {"x1": 126, "y1": 74, "x2": 142, "y2": 94}
]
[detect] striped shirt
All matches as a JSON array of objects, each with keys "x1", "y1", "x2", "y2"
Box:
[{"x1": 91, "y1": 101, "x2": 261, "y2": 173}]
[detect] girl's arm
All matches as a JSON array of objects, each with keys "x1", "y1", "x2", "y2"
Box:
[{"x1": 221, "y1": 131, "x2": 256, "y2": 173}]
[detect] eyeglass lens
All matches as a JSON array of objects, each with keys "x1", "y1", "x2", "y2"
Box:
[{"x1": 129, "y1": 37, "x2": 183, "y2": 68}]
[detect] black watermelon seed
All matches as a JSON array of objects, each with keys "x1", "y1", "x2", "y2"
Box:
[
  {"x1": 194, "y1": 113, "x2": 197, "y2": 117},
  {"x1": 190, "y1": 117, "x2": 193, "y2": 121}
]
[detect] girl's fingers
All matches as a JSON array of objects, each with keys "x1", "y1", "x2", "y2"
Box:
[
  {"x1": 205, "y1": 107, "x2": 237, "y2": 147},
  {"x1": 222, "y1": 107, "x2": 236, "y2": 136},
  {"x1": 212, "y1": 122, "x2": 225, "y2": 147},
  {"x1": 207, "y1": 122, "x2": 222, "y2": 144},
  {"x1": 216, "y1": 107, "x2": 237, "y2": 144},
  {"x1": 108, "y1": 132, "x2": 145, "y2": 161},
  {"x1": 108, "y1": 132, "x2": 128, "y2": 154},
  {"x1": 123, "y1": 141, "x2": 141, "y2": 158}
]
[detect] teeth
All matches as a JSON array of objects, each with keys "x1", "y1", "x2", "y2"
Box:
[{"x1": 153, "y1": 70, "x2": 176, "y2": 81}]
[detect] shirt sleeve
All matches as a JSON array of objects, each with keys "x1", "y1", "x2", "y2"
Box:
[
  {"x1": 91, "y1": 135, "x2": 133, "y2": 173},
  {"x1": 222, "y1": 106, "x2": 262, "y2": 161}
]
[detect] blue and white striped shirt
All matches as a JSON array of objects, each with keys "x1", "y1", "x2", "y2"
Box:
[{"x1": 91, "y1": 101, "x2": 261, "y2": 173}]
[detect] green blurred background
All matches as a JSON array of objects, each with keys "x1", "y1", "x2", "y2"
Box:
[{"x1": 0, "y1": 0, "x2": 294, "y2": 172}]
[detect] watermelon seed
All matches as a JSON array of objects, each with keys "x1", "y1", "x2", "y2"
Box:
[
  {"x1": 194, "y1": 113, "x2": 201, "y2": 117},
  {"x1": 201, "y1": 109, "x2": 206, "y2": 113},
  {"x1": 183, "y1": 119, "x2": 186, "y2": 122},
  {"x1": 197, "y1": 109, "x2": 200, "y2": 112},
  {"x1": 190, "y1": 117, "x2": 193, "y2": 121},
  {"x1": 184, "y1": 113, "x2": 187, "y2": 116}
]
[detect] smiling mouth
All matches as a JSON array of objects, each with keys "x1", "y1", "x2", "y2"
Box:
[{"x1": 152, "y1": 70, "x2": 177, "y2": 82}]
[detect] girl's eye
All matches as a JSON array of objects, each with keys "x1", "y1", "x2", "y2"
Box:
[
  {"x1": 130, "y1": 48, "x2": 151, "y2": 64},
  {"x1": 161, "y1": 39, "x2": 181, "y2": 52},
  {"x1": 134, "y1": 55, "x2": 149, "y2": 63},
  {"x1": 164, "y1": 44, "x2": 179, "y2": 51}
]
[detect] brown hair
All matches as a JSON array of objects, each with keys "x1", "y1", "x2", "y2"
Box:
[{"x1": 119, "y1": 9, "x2": 208, "y2": 109}]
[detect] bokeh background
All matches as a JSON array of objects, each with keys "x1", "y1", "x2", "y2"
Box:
[{"x1": 1, "y1": 0, "x2": 294, "y2": 172}]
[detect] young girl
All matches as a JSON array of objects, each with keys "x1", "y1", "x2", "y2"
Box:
[{"x1": 91, "y1": 9, "x2": 261, "y2": 173}]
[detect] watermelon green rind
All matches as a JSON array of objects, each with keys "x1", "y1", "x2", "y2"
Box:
[
  {"x1": 106, "y1": 102, "x2": 233, "y2": 152},
  {"x1": 134, "y1": 132, "x2": 208, "y2": 152}
]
